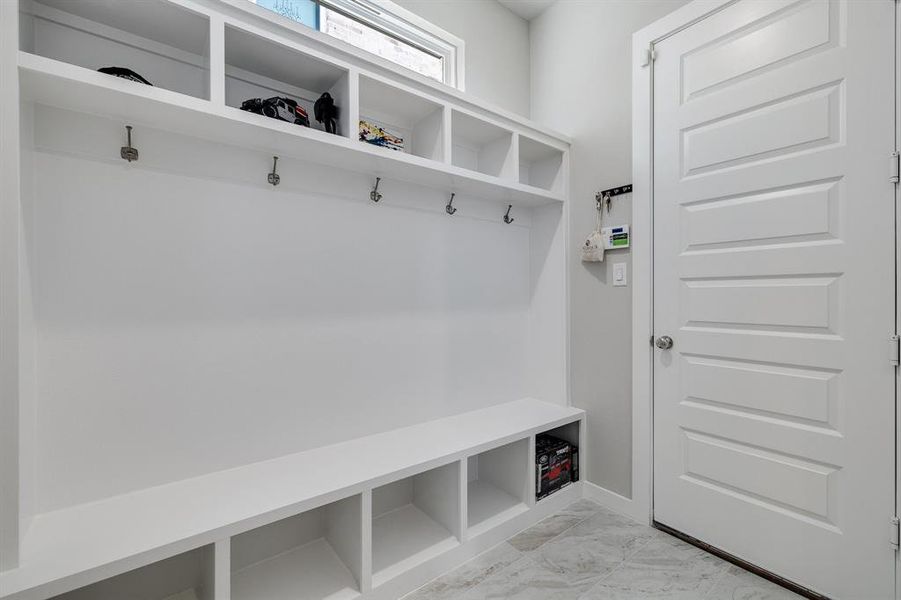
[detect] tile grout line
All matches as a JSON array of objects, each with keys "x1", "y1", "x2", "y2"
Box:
[{"x1": 575, "y1": 534, "x2": 660, "y2": 600}]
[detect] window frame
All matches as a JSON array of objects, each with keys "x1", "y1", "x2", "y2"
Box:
[
  {"x1": 245, "y1": 0, "x2": 465, "y2": 89},
  {"x1": 318, "y1": 0, "x2": 465, "y2": 91}
]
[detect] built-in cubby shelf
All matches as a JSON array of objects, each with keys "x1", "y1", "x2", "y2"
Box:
[
  {"x1": 231, "y1": 496, "x2": 363, "y2": 600},
  {"x1": 451, "y1": 110, "x2": 515, "y2": 179},
  {"x1": 467, "y1": 439, "x2": 530, "y2": 537},
  {"x1": 358, "y1": 74, "x2": 445, "y2": 161},
  {"x1": 20, "y1": 0, "x2": 211, "y2": 100},
  {"x1": 2, "y1": 1, "x2": 574, "y2": 599},
  {"x1": 224, "y1": 25, "x2": 350, "y2": 137},
  {"x1": 0, "y1": 399, "x2": 583, "y2": 600},
  {"x1": 48, "y1": 545, "x2": 216, "y2": 600},
  {"x1": 519, "y1": 135, "x2": 565, "y2": 193},
  {"x1": 15, "y1": 0, "x2": 567, "y2": 207},
  {"x1": 371, "y1": 463, "x2": 461, "y2": 586}
]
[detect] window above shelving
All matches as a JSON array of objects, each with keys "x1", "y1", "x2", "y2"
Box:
[{"x1": 247, "y1": 0, "x2": 463, "y2": 87}]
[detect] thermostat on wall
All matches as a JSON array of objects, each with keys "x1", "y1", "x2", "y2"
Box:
[{"x1": 601, "y1": 225, "x2": 630, "y2": 250}]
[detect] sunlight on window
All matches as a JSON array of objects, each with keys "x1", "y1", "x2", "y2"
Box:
[
  {"x1": 248, "y1": 0, "x2": 446, "y2": 83},
  {"x1": 320, "y1": 8, "x2": 444, "y2": 82}
]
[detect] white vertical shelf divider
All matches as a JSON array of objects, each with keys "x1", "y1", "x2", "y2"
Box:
[
  {"x1": 208, "y1": 14, "x2": 226, "y2": 107},
  {"x1": 458, "y1": 458, "x2": 470, "y2": 543},
  {"x1": 345, "y1": 68, "x2": 360, "y2": 143},
  {"x1": 207, "y1": 539, "x2": 230, "y2": 600},
  {"x1": 441, "y1": 106, "x2": 453, "y2": 166},
  {"x1": 360, "y1": 489, "x2": 373, "y2": 595},
  {"x1": 526, "y1": 435, "x2": 537, "y2": 509},
  {"x1": 0, "y1": 0, "x2": 21, "y2": 572}
]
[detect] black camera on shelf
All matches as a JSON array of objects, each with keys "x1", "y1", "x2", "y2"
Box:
[{"x1": 240, "y1": 96, "x2": 310, "y2": 127}]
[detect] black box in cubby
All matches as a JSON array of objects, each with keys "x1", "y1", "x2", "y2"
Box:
[{"x1": 536, "y1": 433, "x2": 579, "y2": 501}]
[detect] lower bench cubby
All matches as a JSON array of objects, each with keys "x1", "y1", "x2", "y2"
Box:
[
  {"x1": 230, "y1": 495, "x2": 364, "y2": 600},
  {"x1": 467, "y1": 439, "x2": 529, "y2": 536},
  {"x1": 371, "y1": 462, "x2": 461, "y2": 586},
  {"x1": 49, "y1": 546, "x2": 216, "y2": 600}
]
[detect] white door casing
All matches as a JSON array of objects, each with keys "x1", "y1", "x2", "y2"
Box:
[{"x1": 651, "y1": 1, "x2": 895, "y2": 598}]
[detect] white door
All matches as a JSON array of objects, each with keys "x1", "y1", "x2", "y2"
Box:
[{"x1": 652, "y1": 1, "x2": 896, "y2": 597}]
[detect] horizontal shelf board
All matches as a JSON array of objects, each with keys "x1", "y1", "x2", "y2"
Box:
[
  {"x1": 0, "y1": 389, "x2": 581, "y2": 599},
  {"x1": 371, "y1": 505, "x2": 458, "y2": 588},
  {"x1": 231, "y1": 538, "x2": 359, "y2": 600},
  {"x1": 17, "y1": 53, "x2": 564, "y2": 208},
  {"x1": 467, "y1": 480, "x2": 528, "y2": 537}
]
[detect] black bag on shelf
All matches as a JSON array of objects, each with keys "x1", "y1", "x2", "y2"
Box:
[
  {"x1": 240, "y1": 96, "x2": 310, "y2": 127},
  {"x1": 314, "y1": 92, "x2": 339, "y2": 135},
  {"x1": 97, "y1": 67, "x2": 152, "y2": 86}
]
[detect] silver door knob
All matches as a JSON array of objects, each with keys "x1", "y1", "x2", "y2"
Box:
[{"x1": 655, "y1": 335, "x2": 674, "y2": 350}]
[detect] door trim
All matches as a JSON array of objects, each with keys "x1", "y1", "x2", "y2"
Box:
[{"x1": 630, "y1": 0, "x2": 736, "y2": 527}]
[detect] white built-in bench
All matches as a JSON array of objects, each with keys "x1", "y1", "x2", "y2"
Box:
[{"x1": 0, "y1": 398, "x2": 584, "y2": 600}]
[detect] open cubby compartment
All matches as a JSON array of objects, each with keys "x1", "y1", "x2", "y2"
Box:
[
  {"x1": 224, "y1": 24, "x2": 351, "y2": 138},
  {"x1": 466, "y1": 438, "x2": 530, "y2": 536},
  {"x1": 49, "y1": 545, "x2": 216, "y2": 600},
  {"x1": 518, "y1": 135, "x2": 565, "y2": 193},
  {"x1": 371, "y1": 462, "x2": 461, "y2": 586},
  {"x1": 451, "y1": 110, "x2": 515, "y2": 179},
  {"x1": 539, "y1": 420, "x2": 581, "y2": 448},
  {"x1": 359, "y1": 74, "x2": 445, "y2": 161},
  {"x1": 18, "y1": 0, "x2": 211, "y2": 99},
  {"x1": 230, "y1": 495, "x2": 364, "y2": 600}
]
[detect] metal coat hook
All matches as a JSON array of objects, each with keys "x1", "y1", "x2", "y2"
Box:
[
  {"x1": 595, "y1": 184, "x2": 632, "y2": 212},
  {"x1": 370, "y1": 177, "x2": 382, "y2": 203},
  {"x1": 446, "y1": 193, "x2": 457, "y2": 215},
  {"x1": 120, "y1": 125, "x2": 138, "y2": 162},
  {"x1": 503, "y1": 204, "x2": 514, "y2": 224},
  {"x1": 268, "y1": 156, "x2": 280, "y2": 186}
]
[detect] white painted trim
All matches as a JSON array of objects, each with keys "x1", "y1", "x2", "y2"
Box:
[
  {"x1": 0, "y1": 0, "x2": 21, "y2": 572},
  {"x1": 630, "y1": 0, "x2": 737, "y2": 530}
]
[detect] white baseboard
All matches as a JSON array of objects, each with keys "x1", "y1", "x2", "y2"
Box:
[{"x1": 581, "y1": 481, "x2": 650, "y2": 525}]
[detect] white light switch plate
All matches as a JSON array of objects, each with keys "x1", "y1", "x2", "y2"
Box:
[{"x1": 613, "y1": 262, "x2": 627, "y2": 287}]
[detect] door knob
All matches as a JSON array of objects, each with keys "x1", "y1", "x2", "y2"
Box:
[{"x1": 655, "y1": 335, "x2": 674, "y2": 350}]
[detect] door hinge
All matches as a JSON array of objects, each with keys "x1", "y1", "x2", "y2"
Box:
[
  {"x1": 890, "y1": 151, "x2": 899, "y2": 183},
  {"x1": 641, "y1": 47, "x2": 656, "y2": 67},
  {"x1": 890, "y1": 335, "x2": 900, "y2": 366},
  {"x1": 890, "y1": 516, "x2": 899, "y2": 550}
]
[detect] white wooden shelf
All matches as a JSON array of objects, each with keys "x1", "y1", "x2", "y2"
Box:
[
  {"x1": 466, "y1": 480, "x2": 528, "y2": 537},
  {"x1": 231, "y1": 539, "x2": 359, "y2": 600},
  {"x1": 0, "y1": 398, "x2": 582, "y2": 600},
  {"x1": 466, "y1": 439, "x2": 530, "y2": 537},
  {"x1": 371, "y1": 505, "x2": 458, "y2": 588},
  {"x1": 17, "y1": 51, "x2": 565, "y2": 208}
]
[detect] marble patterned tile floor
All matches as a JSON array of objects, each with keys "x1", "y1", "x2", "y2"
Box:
[{"x1": 402, "y1": 499, "x2": 802, "y2": 600}]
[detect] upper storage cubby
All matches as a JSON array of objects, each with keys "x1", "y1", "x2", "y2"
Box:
[
  {"x1": 19, "y1": 0, "x2": 210, "y2": 99},
  {"x1": 371, "y1": 463, "x2": 461, "y2": 586},
  {"x1": 48, "y1": 545, "x2": 216, "y2": 600},
  {"x1": 231, "y1": 495, "x2": 363, "y2": 600},
  {"x1": 451, "y1": 110, "x2": 515, "y2": 179},
  {"x1": 519, "y1": 135, "x2": 565, "y2": 193},
  {"x1": 224, "y1": 25, "x2": 350, "y2": 138},
  {"x1": 359, "y1": 74, "x2": 445, "y2": 161}
]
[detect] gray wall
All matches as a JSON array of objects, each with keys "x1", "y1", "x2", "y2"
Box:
[
  {"x1": 530, "y1": 0, "x2": 687, "y2": 498},
  {"x1": 393, "y1": 0, "x2": 531, "y2": 117}
]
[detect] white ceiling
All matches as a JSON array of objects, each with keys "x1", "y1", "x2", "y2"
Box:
[{"x1": 498, "y1": 0, "x2": 557, "y2": 21}]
